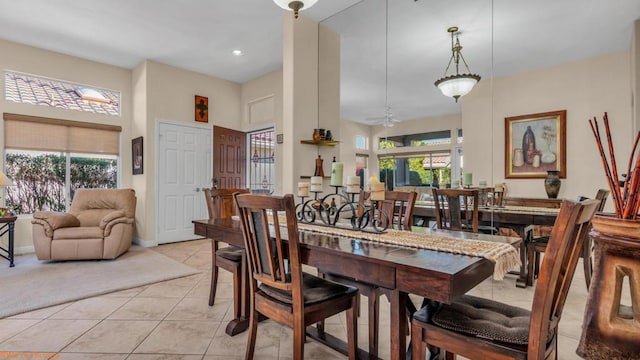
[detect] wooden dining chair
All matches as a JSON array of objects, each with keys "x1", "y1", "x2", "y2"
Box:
[
  {"x1": 357, "y1": 190, "x2": 418, "y2": 230},
  {"x1": 410, "y1": 198, "x2": 600, "y2": 360},
  {"x1": 321, "y1": 189, "x2": 417, "y2": 357},
  {"x1": 527, "y1": 189, "x2": 609, "y2": 288},
  {"x1": 234, "y1": 193, "x2": 359, "y2": 360},
  {"x1": 432, "y1": 188, "x2": 479, "y2": 233},
  {"x1": 204, "y1": 188, "x2": 249, "y2": 320}
]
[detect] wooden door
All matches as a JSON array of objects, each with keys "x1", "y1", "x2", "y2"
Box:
[{"x1": 213, "y1": 126, "x2": 246, "y2": 188}]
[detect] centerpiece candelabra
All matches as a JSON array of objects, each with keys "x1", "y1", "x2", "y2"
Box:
[{"x1": 295, "y1": 170, "x2": 390, "y2": 234}]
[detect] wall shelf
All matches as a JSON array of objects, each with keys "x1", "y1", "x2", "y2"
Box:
[
  {"x1": 300, "y1": 140, "x2": 339, "y2": 146},
  {"x1": 300, "y1": 175, "x2": 331, "y2": 179}
]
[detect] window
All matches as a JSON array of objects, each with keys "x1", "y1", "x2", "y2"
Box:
[
  {"x1": 355, "y1": 135, "x2": 367, "y2": 150},
  {"x1": 249, "y1": 128, "x2": 275, "y2": 194},
  {"x1": 378, "y1": 152, "x2": 452, "y2": 190},
  {"x1": 378, "y1": 130, "x2": 452, "y2": 149},
  {"x1": 4, "y1": 71, "x2": 120, "y2": 116},
  {"x1": 3, "y1": 113, "x2": 121, "y2": 215},
  {"x1": 5, "y1": 151, "x2": 117, "y2": 214}
]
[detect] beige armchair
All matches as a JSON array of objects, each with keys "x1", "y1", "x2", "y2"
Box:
[{"x1": 32, "y1": 188, "x2": 136, "y2": 260}]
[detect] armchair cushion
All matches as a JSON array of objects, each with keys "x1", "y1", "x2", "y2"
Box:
[
  {"x1": 32, "y1": 211, "x2": 80, "y2": 237},
  {"x1": 53, "y1": 226, "x2": 104, "y2": 240}
]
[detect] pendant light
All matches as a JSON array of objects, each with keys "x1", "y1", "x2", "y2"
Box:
[
  {"x1": 434, "y1": 26, "x2": 481, "y2": 102},
  {"x1": 273, "y1": 0, "x2": 318, "y2": 19}
]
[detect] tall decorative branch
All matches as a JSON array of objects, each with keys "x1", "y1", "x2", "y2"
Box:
[{"x1": 590, "y1": 112, "x2": 640, "y2": 219}]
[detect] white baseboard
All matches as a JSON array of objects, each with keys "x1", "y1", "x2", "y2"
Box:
[
  {"x1": 133, "y1": 237, "x2": 158, "y2": 248},
  {"x1": 14, "y1": 245, "x2": 35, "y2": 255}
]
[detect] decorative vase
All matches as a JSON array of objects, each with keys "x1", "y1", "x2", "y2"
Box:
[
  {"x1": 544, "y1": 170, "x2": 561, "y2": 198},
  {"x1": 522, "y1": 125, "x2": 536, "y2": 164},
  {"x1": 314, "y1": 155, "x2": 324, "y2": 177},
  {"x1": 312, "y1": 129, "x2": 321, "y2": 142},
  {"x1": 577, "y1": 214, "x2": 640, "y2": 359}
]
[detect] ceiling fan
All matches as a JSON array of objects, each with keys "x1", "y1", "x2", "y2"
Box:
[{"x1": 366, "y1": 106, "x2": 400, "y2": 127}]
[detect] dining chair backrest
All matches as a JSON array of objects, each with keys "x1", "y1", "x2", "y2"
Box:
[
  {"x1": 411, "y1": 199, "x2": 601, "y2": 360},
  {"x1": 528, "y1": 199, "x2": 599, "y2": 358},
  {"x1": 204, "y1": 188, "x2": 250, "y2": 219},
  {"x1": 432, "y1": 188, "x2": 479, "y2": 233},
  {"x1": 357, "y1": 190, "x2": 417, "y2": 230},
  {"x1": 594, "y1": 188, "x2": 609, "y2": 212},
  {"x1": 484, "y1": 187, "x2": 505, "y2": 207},
  {"x1": 234, "y1": 193, "x2": 300, "y2": 296}
]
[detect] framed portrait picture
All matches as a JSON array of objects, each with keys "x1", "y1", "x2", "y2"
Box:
[
  {"x1": 195, "y1": 95, "x2": 208, "y2": 123},
  {"x1": 132, "y1": 136, "x2": 143, "y2": 175},
  {"x1": 505, "y1": 110, "x2": 566, "y2": 179}
]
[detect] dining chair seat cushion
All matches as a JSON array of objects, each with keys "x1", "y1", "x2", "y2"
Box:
[
  {"x1": 216, "y1": 246, "x2": 243, "y2": 262},
  {"x1": 259, "y1": 272, "x2": 358, "y2": 305},
  {"x1": 423, "y1": 295, "x2": 552, "y2": 346}
]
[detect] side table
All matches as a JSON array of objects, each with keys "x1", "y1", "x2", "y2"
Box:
[{"x1": 0, "y1": 215, "x2": 17, "y2": 267}]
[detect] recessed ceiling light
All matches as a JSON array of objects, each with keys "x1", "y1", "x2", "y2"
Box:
[{"x1": 232, "y1": 50, "x2": 243, "y2": 56}]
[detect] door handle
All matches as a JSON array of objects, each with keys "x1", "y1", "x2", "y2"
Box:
[{"x1": 195, "y1": 187, "x2": 201, "y2": 192}]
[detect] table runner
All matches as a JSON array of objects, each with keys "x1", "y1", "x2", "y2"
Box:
[
  {"x1": 271, "y1": 215, "x2": 520, "y2": 280},
  {"x1": 498, "y1": 205, "x2": 560, "y2": 215}
]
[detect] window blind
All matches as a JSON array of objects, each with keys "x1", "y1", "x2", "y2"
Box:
[{"x1": 3, "y1": 113, "x2": 121, "y2": 155}]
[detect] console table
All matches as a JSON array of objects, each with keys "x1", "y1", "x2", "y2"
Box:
[{"x1": 0, "y1": 215, "x2": 17, "y2": 267}]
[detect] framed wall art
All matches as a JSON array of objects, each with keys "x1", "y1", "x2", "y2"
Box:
[
  {"x1": 195, "y1": 95, "x2": 209, "y2": 123},
  {"x1": 132, "y1": 136, "x2": 143, "y2": 175},
  {"x1": 505, "y1": 110, "x2": 566, "y2": 179}
]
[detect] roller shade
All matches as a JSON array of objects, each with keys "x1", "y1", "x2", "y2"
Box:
[{"x1": 4, "y1": 113, "x2": 121, "y2": 155}]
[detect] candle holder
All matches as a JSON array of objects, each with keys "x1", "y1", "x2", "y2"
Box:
[{"x1": 294, "y1": 185, "x2": 389, "y2": 234}]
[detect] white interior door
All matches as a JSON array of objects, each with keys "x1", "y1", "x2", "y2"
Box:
[{"x1": 157, "y1": 121, "x2": 211, "y2": 244}]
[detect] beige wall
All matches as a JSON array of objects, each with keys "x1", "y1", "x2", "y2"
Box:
[
  {"x1": 282, "y1": 15, "x2": 341, "y2": 195},
  {"x1": 2, "y1": 23, "x2": 637, "y2": 252},
  {"x1": 633, "y1": 20, "x2": 640, "y2": 134},
  {"x1": 340, "y1": 119, "x2": 372, "y2": 181},
  {"x1": 134, "y1": 61, "x2": 241, "y2": 244},
  {"x1": 0, "y1": 39, "x2": 133, "y2": 253},
  {"x1": 240, "y1": 70, "x2": 282, "y2": 193},
  {"x1": 464, "y1": 50, "x2": 633, "y2": 209},
  {"x1": 0, "y1": 40, "x2": 244, "y2": 251}
]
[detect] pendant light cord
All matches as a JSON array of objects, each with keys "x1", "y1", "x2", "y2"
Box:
[{"x1": 384, "y1": 0, "x2": 389, "y2": 125}]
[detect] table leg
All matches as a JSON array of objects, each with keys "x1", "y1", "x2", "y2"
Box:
[
  {"x1": 8, "y1": 222, "x2": 14, "y2": 267},
  {"x1": 515, "y1": 225, "x2": 530, "y2": 288},
  {"x1": 389, "y1": 289, "x2": 407, "y2": 360}
]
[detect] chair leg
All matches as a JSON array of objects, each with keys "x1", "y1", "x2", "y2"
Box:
[
  {"x1": 346, "y1": 298, "x2": 358, "y2": 360},
  {"x1": 245, "y1": 300, "x2": 258, "y2": 360},
  {"x1": 411, "y1": 321, "x2": 427, "y2": 360},
  {"x1": 209, "y1": 240, "x2": 219, "y2": 306},
  {"x1": 527, "y1": 243, "x2": 535, "y2": 287},
  {"x1": 231, "y1": 265, "x2": 242, "y2": 319},
  {"x1": 293, "y1": 315, "x2": 305, "y2": 360}
]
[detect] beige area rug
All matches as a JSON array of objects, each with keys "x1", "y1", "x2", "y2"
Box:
[{"x1": 0, "y1": 246, "x2": 201, "y2": 318}]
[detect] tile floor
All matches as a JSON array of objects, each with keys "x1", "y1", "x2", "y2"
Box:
[{"x1": 0, "y1": 238, "x2": 600, "y2": 359}]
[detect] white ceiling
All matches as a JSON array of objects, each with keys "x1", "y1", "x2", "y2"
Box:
[{"x1": 0, "y1": 0, "x2": 639, "y2": 124}]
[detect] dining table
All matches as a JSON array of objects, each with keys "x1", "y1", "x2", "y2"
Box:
[
  {"x1": 193, "y1": 217, "x2": 521, "y2": 360},
  {"x1": 412, "y1": 200, "x2": 560, "y2": 287}
]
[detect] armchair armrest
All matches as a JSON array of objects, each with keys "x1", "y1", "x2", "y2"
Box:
[
  {"x1": 32, "y1": 211, "x2": 81, "y2": 237},
  {"x1": 99, "y1": 210, "x2": 134, "y2": 236}
]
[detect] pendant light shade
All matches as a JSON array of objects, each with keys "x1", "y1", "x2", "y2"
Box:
[
  {"x1": 435, "y1": 26, "x2": 481, "y2": 102},
  {"x1": 273, "y1": 0, "x2": 318, "y2": 18}
]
